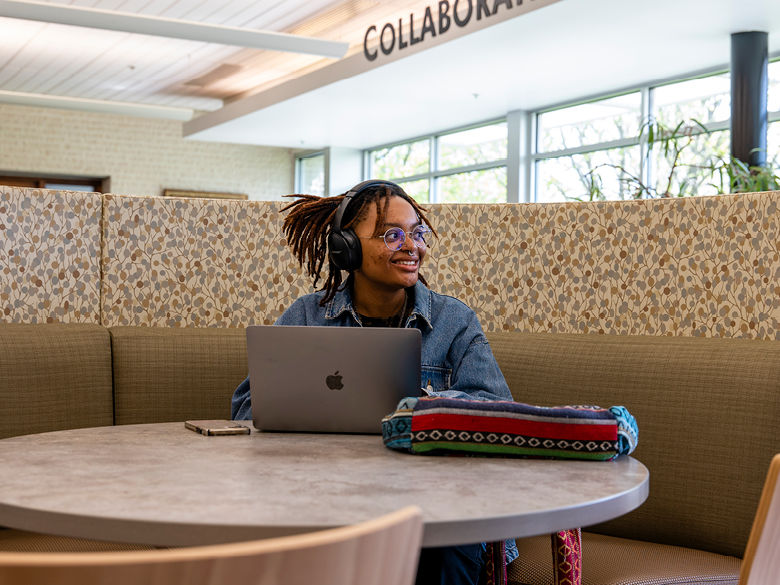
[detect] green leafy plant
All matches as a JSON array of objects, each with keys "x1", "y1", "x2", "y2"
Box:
[
  {"x1": 706, "y1": 154, "x2": 780, "y2": 193},
  {"x1": 575, "y1": 118, "x2": 779, "y2": 201}
]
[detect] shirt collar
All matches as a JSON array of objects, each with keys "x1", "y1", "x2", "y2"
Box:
[
  {"x1": 324, "y1": 283, "x2": 359, "y2": 323},
  {"x1": 325, "y1": 280, "x2": 433, "y2": 330}
]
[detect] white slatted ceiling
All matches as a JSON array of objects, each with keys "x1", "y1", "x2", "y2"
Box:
[
  {"x1": 224, "y1": 0, "x2": 423, "y2": 98},
  {"x1": 0, "y1": 0, "x2": 427, "y2": 112}
]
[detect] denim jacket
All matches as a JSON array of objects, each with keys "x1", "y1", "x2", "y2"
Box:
[{"x1": 230, "y1": 280, "x2": 518, "y2": 564}]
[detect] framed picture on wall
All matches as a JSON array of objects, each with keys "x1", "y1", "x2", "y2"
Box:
[{"x1": 162, "y1": 189, "x2": 248, "y2": 200}]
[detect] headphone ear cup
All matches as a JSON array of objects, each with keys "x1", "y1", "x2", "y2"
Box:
[
  {"x1": 340, "y1": 228, "x2": 362, "y2": 271},
  {"x1": 328, "y1": 228, "x2": 362, "y2": 271}
]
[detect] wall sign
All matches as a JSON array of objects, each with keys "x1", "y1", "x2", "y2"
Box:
[{"x1": 363, "y1": 0, "x2": 525, "y2": 61}]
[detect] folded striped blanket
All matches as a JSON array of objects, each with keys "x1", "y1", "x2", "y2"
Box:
[{"x1": 382, "y1": 397, "x2": 638, "y2": 460}]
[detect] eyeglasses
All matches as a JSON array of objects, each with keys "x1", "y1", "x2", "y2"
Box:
[{"x1": 367, "y1": 226, "x2": 433, "y2": 251}]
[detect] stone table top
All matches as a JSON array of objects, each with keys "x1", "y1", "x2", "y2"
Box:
[{"x1": 0, "y1": 422, "x2": 648, "y2": 547}]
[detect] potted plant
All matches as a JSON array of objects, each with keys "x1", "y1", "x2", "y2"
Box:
[{"x1": 577, "y1": 118, "x2": 779, "y2": 201}]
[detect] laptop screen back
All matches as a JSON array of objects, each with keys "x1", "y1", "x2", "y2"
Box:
[{"x1": 247, "y1": 325, "x2": 421, "y2": 434}]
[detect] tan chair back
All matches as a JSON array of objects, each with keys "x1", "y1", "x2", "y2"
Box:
[
  {"x1": 0, "y1": 506, "x2": 423, "y2": 585},
  {"x1": 740, "y1": 454, "x2": 780, "y2": 585}
]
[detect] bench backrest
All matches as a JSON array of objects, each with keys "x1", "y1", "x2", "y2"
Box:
[{"x1": 3, "y1": 186, "x2": 777, "y2": 341}]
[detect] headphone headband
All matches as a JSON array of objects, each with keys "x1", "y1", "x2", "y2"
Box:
[{"x1": 331, "y1": 179, "x2": 400, "y2": 233}]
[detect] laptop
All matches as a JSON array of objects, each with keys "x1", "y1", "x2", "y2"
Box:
[{"x1": 246, "y1": 325, "x2": 421, "y2": 434}]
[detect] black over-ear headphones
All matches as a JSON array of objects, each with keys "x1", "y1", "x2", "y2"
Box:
[{"x1": 328, "y1": 179, "x2": 401, "y2": 272}]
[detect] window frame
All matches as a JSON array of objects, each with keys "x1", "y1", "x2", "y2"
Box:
[{"x1": 0, "y1": 173, "x2": 108, "y2": 192}]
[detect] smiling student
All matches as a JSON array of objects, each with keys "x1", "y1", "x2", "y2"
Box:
[{"x1": 231, "y1": 179, "x2": 516, "y2": 585}]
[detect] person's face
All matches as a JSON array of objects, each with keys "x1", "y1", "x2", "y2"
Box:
[{"x1": 352, "y1": 195, "x2": 427, "y2": 293}]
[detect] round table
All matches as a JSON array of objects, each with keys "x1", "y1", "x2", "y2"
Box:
[{"x1": 0, "y1": 422, "x2": 649, "y2": 546}]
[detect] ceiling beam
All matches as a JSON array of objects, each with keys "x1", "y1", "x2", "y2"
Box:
[{"x1": 0, "y1": 0, "x2": 349, "y2": 59}]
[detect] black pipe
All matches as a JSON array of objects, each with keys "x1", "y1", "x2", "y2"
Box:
[{"x1": 730, "y1": 31, "x2": 768, "y2": 167}]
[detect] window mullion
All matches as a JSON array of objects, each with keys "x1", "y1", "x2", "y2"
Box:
[
  {"x1": 432, "y1": 160, "x2": 508, "y2": 178},
  {"x1": 532, "y1": 137, "x2": 640, "y2": 161},
  {"x1": 641, "y1": 86, "x2": 652, "y2": 194},
  {"x1": 430, "y1": 135, "x2": 437, "y2": 203}
]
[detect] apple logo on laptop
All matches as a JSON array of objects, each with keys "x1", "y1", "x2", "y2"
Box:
[{"x1": 326, "y1": 371, "x2": 344, "y2": 390}]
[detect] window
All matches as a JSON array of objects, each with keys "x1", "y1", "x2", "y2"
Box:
[
  {"x1": 438, "y1": 168, "x2": 506, "y2": 203},
  {"x1": 768, "y1": 59, "x2": 780, "y2": 167},
  {"x1": 371, "y1": 139, "x2": 429, "y2": 179},
  {"x1": 295, "y1": 152, "x2": 325, "y2": 196},
  {"x1": 365, "y1": 58, "x2": 779, "y2": 204},
  {"x1": 653, "y1": 74, "x2": 730, "y2": 127},
  {"x1": 536, "y1": 146, "x2": 641, "y2": 203},
  {"x1": 367, "y1": 121, "x2": 507, "y2": 203},
  {"x1": 535, "y1": 92, "x2": 642, "y2": 203},
  {"x1": 534, "y1": 73, "x2": 733, "y2": 202},
  {"x1": 768, "y1": 59, "x2": 780, "y2": 114},
  {"x1": 650, "y1": 75, "x2": 731, "y2": 196},
  {"x1": 768, "y1": 122, "x2": 780, "y2": 167},
  {"x1": 652, "y1": 129, "x2": 729, "y2": 197},
  {"x1": 0, "y1": 174, "x2": 105, "y2": 191},
  {"x1": 537, "y1": 93, "x2": 642, "y2": 154},
  {"x1": 396, "y1": 178, "x2": 429, "y2": 204},
  {"x1": 437, "y1": 124, "x2": 507, "y2": 170}
]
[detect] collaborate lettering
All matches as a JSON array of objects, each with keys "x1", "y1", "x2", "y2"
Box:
[{"x1": 363, "y1": 0, "x2": 521, "y2": 61}]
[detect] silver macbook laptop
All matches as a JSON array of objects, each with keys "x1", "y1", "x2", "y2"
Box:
[{"x1": 246, "y1": 325, "x2": 421, "y2": 434}]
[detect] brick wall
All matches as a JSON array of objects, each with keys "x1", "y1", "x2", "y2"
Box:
[{"x1": 0, "y1": 104, "x2": 293, "y2": 200}]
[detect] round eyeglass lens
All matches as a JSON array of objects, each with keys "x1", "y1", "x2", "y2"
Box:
[
  {"x1": 412, "y1": 227, "x2": 432, "y2": 248},
  {"x1": 383, "y1": 228, "x2": 405, "y2": 250}
]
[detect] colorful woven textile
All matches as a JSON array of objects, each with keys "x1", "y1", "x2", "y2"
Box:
[
  {"x1": 383, "y1": 397, "x2": 630, "y2": 585},
  {"x1": 552, "y1": 528, "x2": 582, "y2": 585},
  {"x1": 382, "y1": 396, "x2": 637, "y2": 460},
  {"x1": 481, "y1": 531, "x2": 582, "y2": 585},
  {"x1": 481, "y1": 540, "x2": 507, "y2": 585}
]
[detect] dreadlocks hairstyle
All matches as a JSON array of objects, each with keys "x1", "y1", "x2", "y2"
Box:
[{"x1": 281, "y1": 183, "x2": 437, "y2": 306}]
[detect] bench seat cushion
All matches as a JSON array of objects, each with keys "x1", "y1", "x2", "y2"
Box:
[{"x1": 509, "y1": 532, "x2": 739, "y2": 585}]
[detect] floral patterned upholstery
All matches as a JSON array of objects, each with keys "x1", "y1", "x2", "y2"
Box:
[
  {"x1": 2, "y1": 187, "x2": 778, "y2": 341},
  {"x1": 0, "y1": 188, "x2": 102, "y2": 324}
]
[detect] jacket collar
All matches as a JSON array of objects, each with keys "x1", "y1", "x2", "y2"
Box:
[{"x1": 324, "y1": 280, "x2": 433, "y2": 330}]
